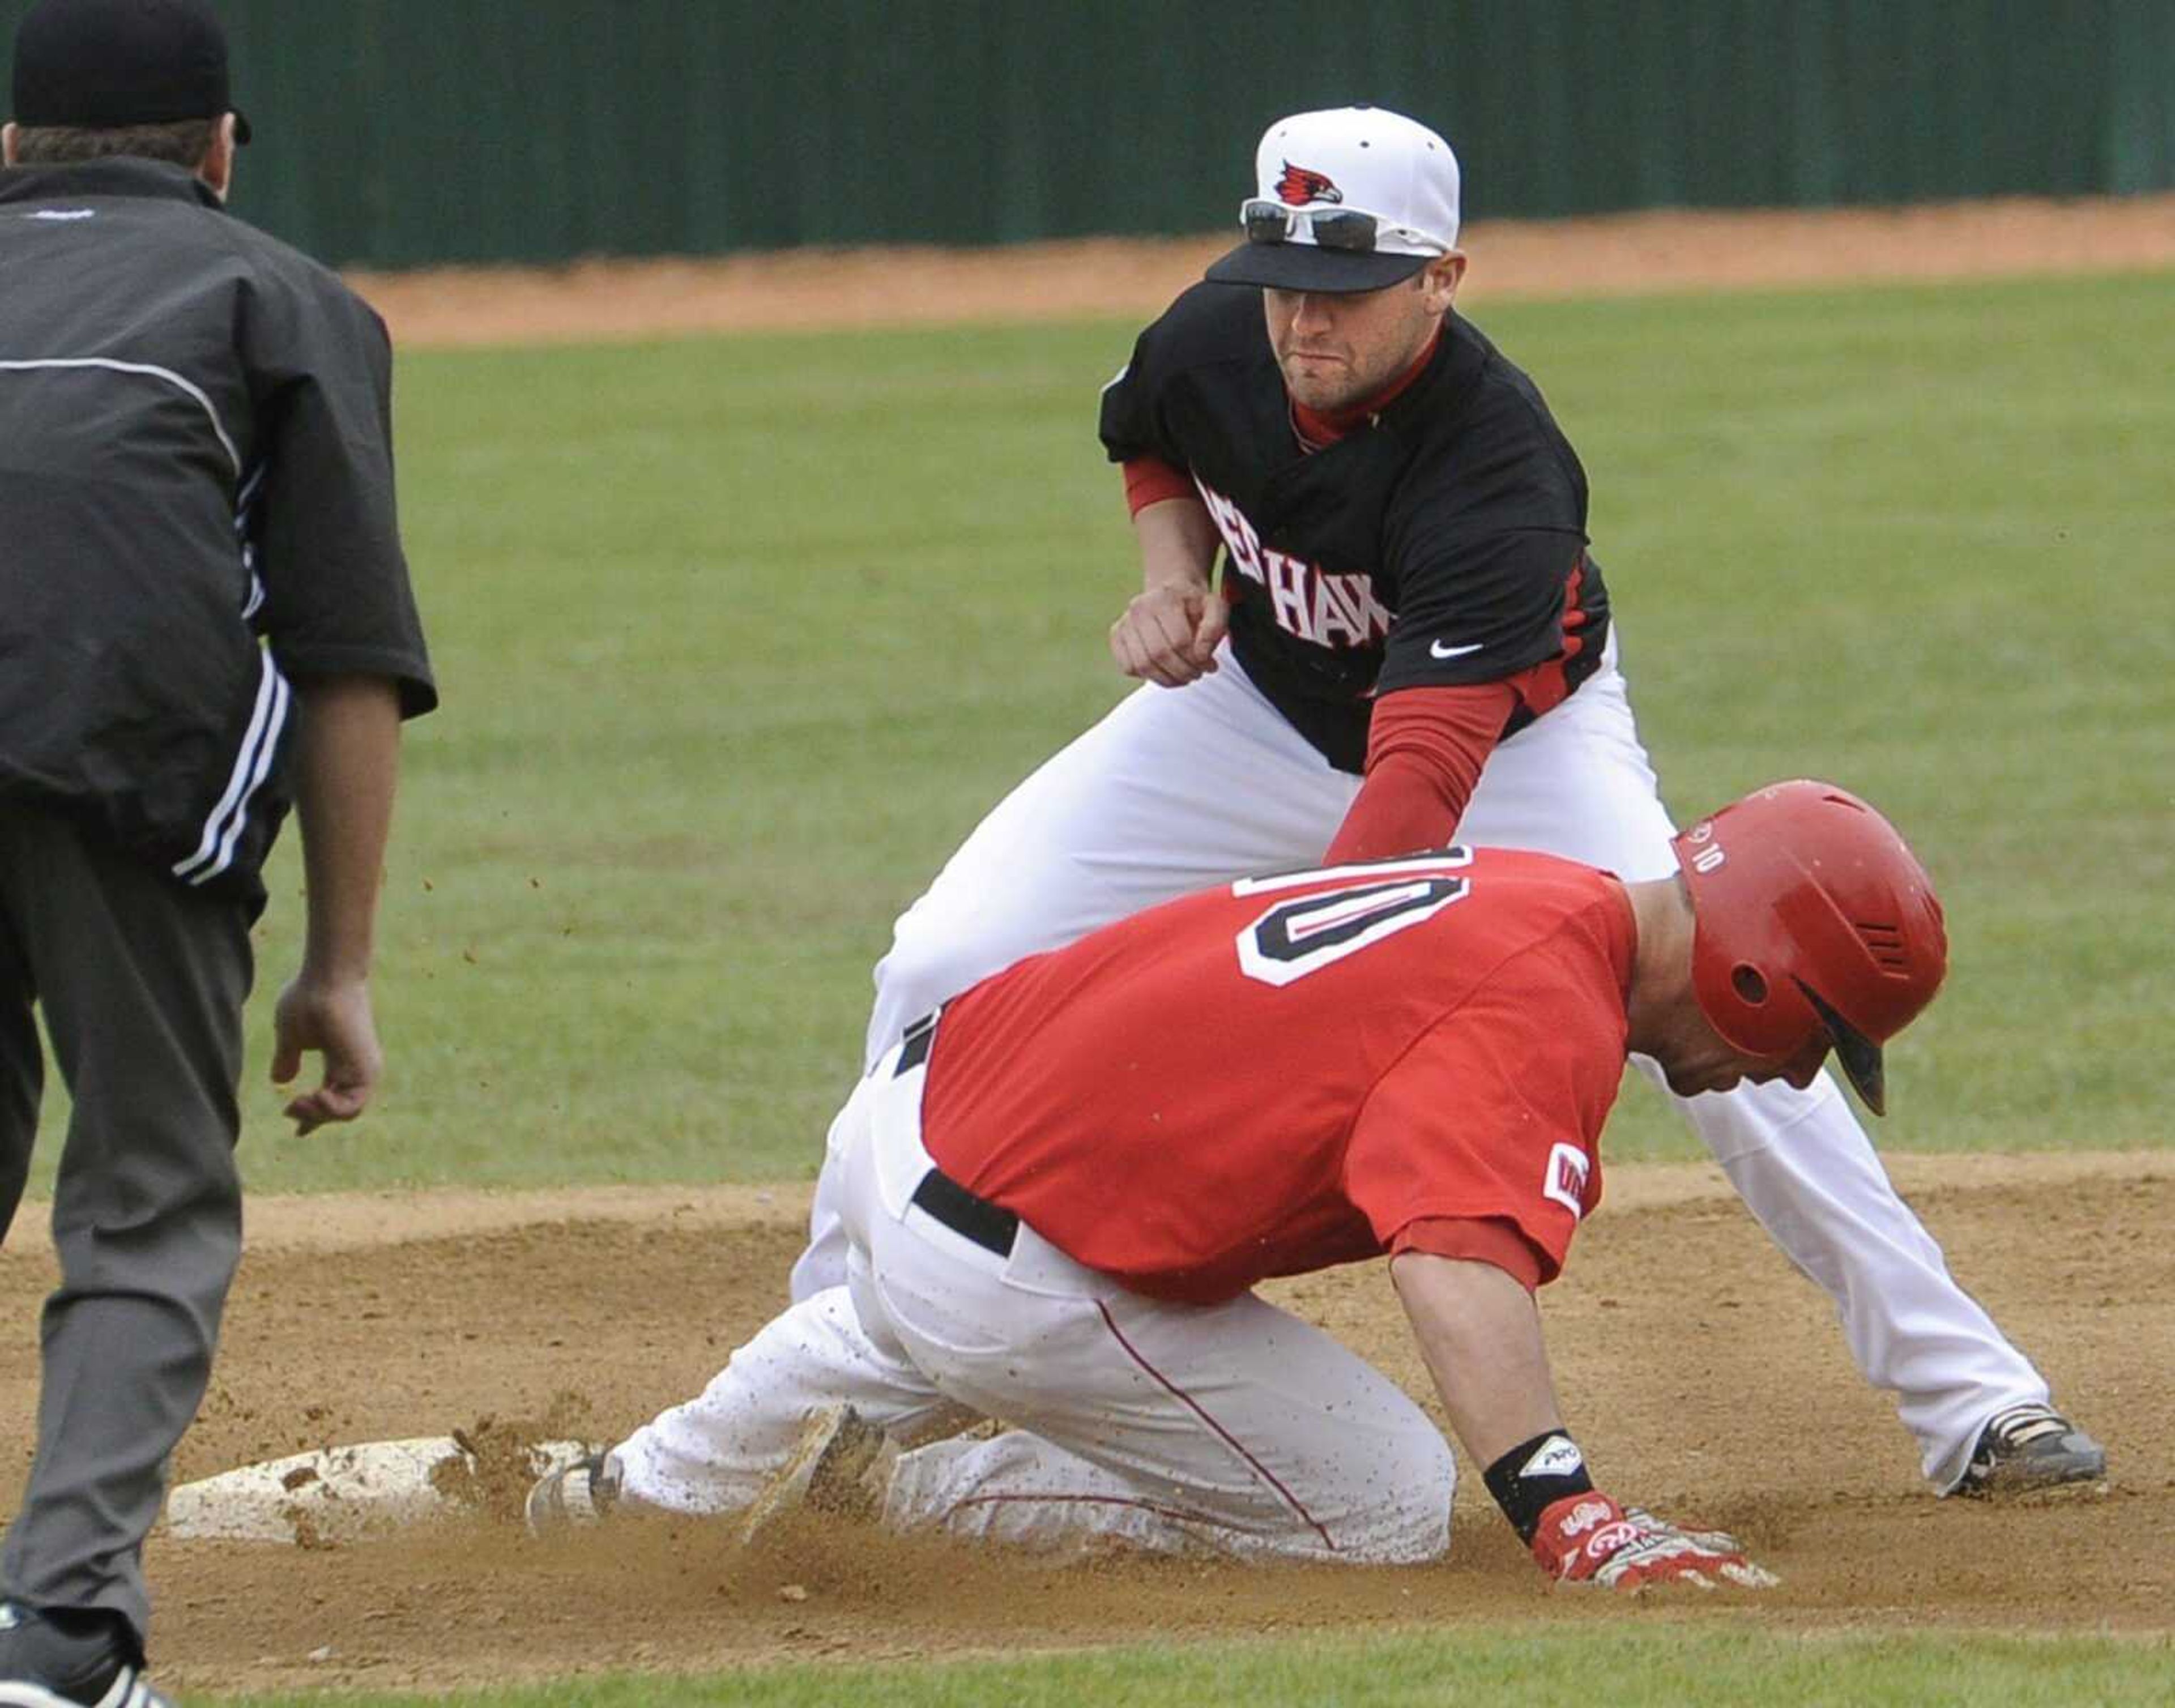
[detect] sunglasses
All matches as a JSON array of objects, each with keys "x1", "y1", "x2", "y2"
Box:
[{"x1": 1240, "y1": 199, "x2": 1447, "y2": 255}]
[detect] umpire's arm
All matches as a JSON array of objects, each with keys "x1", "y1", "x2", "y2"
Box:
[
  {"x1": 270, "y1": 675, "x2": 402, "y2": 1135},
  {"x1": 244, "y1": 255, "x2": 435, "y2": 1134}
]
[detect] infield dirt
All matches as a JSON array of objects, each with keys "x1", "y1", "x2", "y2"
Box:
[{"x1": 0, "y1": 1155, "x2": 2162, "y2": 1694}]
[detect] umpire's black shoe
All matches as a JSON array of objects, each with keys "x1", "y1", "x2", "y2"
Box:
[
  {"x1": 0, "y1": 1602, "x2": 169, "y2": 1708},
  {"x1": 1951, "y1": 1403, "x2": 2108, "y2": 1497}
]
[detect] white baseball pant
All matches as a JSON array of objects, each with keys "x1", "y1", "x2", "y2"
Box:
[
  {"x1": 619, "y1": 1048, "x2": 1453, "y2": 1562},
  {"x1": 789, "y1": 630, "x2": 2050, "y2": 1489}
]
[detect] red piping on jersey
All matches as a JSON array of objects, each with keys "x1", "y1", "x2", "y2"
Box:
[
  {"x1": 1095, "y1": 1300, "x2": 1338, "y2": 1552},
  {"x1": 1559, "y1": 556, "x2": 1590, "y2": 663},
  {"x1": 1492, "y1": 555, "x2": 1593, "y2": 728},
  {"x1": 940, "y1": 1492, "x2": 1248, "y2": 1533},
  {"x1": 1290, "y1": 326, "x2": 1444, "y2": 449}
]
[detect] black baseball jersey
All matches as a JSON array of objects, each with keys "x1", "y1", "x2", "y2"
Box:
[
  {"x1": 1099, "y1": 283, "x2": 1610, "y2": 773},
  {"x1": 0, "y1": 158, "x2": 434, "y2": 907}
]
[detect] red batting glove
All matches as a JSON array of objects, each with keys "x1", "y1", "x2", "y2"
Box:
[{"x1": 1530, "y1": 1493, "x2": 1779, "y2": 1591}]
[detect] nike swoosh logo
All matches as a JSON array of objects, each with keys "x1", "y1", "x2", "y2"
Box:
[{"x1": 1430, "y1": 639, "x2": 1484, "y2": 659}]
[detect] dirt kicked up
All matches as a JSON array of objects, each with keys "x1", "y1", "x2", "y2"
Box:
[{"x1": 0, "y1": 1155, "x2": 2160, "y2": 1695}]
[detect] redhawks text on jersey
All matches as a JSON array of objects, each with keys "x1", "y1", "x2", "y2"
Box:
[{"x1": 1196, "y1": 476, "x2": 1392, "y2": 648}]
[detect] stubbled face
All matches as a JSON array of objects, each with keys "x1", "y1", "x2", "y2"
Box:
[
  {"x1": 1647, "y1": 1003, "x2": 1831, "y2": 1101},
  {"x1": 1264, "y1": 261, "x2": 1457, "y2": 413}
]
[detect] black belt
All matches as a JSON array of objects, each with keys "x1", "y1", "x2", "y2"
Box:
[
  {"x1": 892, "y1": 1010, "x2": 1014, "y2": 1255},
  {"x1": 910, "y1": 1165, "x2": 1018, "y2": 1258}
]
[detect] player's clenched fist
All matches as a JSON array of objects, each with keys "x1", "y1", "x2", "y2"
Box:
[
  {"x1": 1110, "y1": 582, "x2": 1227, "y2": 688},
  {"x1": 1531, "y1": 1493, "x2": 1779, "y2": 1591}
]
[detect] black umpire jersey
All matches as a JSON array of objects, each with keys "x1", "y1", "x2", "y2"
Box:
[
  {"x1": 0, "y1": 157, "x2": 434, "y2": 907},
  {"x1": 1099, "y1": 283, "x2": 1610, "y2": 774}
]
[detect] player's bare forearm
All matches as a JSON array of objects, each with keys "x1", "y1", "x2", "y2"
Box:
[
  {"x1": 1394, "y1": 1250, "x2": 1778, "y2": 1589},
  {"x1": 291, "y1": 674, "x2": 402, "y2": 980},
  {"x1": 272, "y1": 674, "x2": 402, "y2": 1133},
  {"x1": 1111, "y1": 497, "x2": 1227, "y2": 686},
  {"x1": 1135, "y1": 495, "x2": 1219, "y2": 596},
  {"x1": 1391, "y1": 1251, "x2": 1564, "y2": 1467}
]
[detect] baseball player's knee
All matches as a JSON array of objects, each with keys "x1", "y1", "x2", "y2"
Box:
[
  {"x1": 1333, "y1": 1425, "x2": 1454, "y2": 1565},
  {"x1": 1363, "y1": 1507, "x2": 1452, "y2": 1565}
]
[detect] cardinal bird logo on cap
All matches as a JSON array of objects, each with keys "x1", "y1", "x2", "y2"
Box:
[{"x1": 1276, "y1": 162, "x2": 1343, "y2": 206}]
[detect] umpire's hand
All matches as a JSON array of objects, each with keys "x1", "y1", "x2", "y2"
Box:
[{"x1": 270, "y1": 973, "x2": 384, "y2": 1135}]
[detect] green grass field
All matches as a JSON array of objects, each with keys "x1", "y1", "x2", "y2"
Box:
[
  {"x1": 218, "y1": 1627, "x2": 2175, "y2": 1708},
  {"x1": 24, "y1": 267, "x2": 2174, "y2": 1705}
]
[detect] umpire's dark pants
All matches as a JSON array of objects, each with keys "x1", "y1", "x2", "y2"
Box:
[{"x1": 0, "y1": 802, "x2": 251, "y2": 1644}]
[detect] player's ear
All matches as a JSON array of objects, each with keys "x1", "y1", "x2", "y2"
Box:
[{"x1": 1421, "y1": 252, "x2": 1466, "y2": 314}]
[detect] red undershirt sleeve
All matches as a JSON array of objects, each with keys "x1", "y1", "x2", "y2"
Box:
[
  {"x1": 1391, "y1": 1216, "x2": 1547, "y2": 1292},
  {"x1": 1123, "y1": 456, "x2": 1196, "y2": 517},
  {"x1": 1324, "y1": 682, "x2": 1518, "y2": 863}
]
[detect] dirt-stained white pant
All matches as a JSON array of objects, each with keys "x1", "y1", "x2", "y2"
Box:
[
  {"x1": 615, "y1": 1051, "x2": 1453, "y2": 1562},
  {"x1": 789, "y1": 629, "x2": 2052, "y2": 1491}
]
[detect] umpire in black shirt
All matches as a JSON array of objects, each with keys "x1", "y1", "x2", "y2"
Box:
[{"x1": 0, "y1": 2, "x2": 434, "y2": 1701}]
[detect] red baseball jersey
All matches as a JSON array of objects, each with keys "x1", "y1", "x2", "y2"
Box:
[{"x1": 918, "y1": 847, "x2": 1635, "y2": 1303}]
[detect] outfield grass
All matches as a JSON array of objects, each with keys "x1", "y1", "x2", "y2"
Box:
[
  {"x1": 25, "y1": 272, "x2": 2171, "y2": 1197},
  {"x1": 206, "y1": 1626, "x2": 2174, "y2": 1708}
]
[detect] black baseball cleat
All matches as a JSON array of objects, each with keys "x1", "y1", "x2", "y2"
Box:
[
  {"x1": 1950, "y1": 1403, "x2": 2107, "y2": 1497},
  {"x1": 0, "y1": 1602, "x2": 169, "y2": 1708}
]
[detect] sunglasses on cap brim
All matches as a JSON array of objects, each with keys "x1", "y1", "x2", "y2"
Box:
[{"x1": 1240, "y1": 198, "x2": 1445, "y2": 256}]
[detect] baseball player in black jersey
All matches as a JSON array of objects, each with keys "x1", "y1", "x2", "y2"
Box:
[
  {"x1": 791, "y1": 106, "x2": 2102, "y2": 1508},
  {"x1": 0, "y1": 3, "x2": 434, "y2": 1702}
]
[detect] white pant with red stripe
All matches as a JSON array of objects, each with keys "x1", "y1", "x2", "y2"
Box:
[
  {"x1": 616, "y1": 1052, "x2": 1452, "y2": 1562},
  {"x1": 790, "y1": 628, "x2": 2054, "y2": 1491}
]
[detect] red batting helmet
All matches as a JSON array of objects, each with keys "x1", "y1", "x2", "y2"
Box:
[{"x1": 1673, "y1": 781, "x2": 1947, "y2": 1115}]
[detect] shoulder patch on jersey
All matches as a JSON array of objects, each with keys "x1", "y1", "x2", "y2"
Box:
[{"x1": 1542, "y1": 1142, "x2": 1590, "y2": 1218}]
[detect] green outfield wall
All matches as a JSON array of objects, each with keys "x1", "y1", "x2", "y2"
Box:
[{"x1": 3, "y1": 1, "x2": 2171, "y2": 268}]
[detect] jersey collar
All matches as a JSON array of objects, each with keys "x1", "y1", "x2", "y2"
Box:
[
  {"x1": 0, "y1": 156, "x2": 223, "y2": 211},
  {"x1": 1289, "y1": 324, "x2": 1446, "y2": 451}
]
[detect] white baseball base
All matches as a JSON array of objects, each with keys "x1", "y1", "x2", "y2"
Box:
[{"x1": 164, "y1": 1436, "x2": 589, "y2": 1544}]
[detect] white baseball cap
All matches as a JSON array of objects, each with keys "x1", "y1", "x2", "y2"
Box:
[{"x1": 1205, "y1": 105, "x2": 1462, "y2": 294}]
